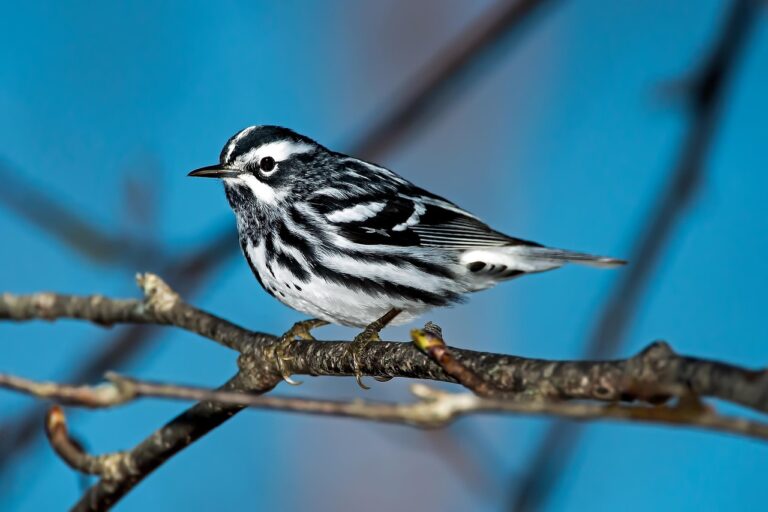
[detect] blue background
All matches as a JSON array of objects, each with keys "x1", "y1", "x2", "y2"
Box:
[{"x1": 1, "y1": 1, "x2": 767, "y2": 510}]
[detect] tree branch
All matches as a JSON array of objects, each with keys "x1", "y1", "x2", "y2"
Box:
[
  {"x1": 4, "y1": 274, "x2": 768, "y2": 413},
  {"x1": 0, "y1": 272, "x2": 272, "y2": 353},
  {"x1": 3, "y1": 274, "x2": 768, "y2": 510}
]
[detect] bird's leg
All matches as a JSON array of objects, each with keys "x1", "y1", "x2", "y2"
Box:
[
  {"x1": 274, "y1": 318, "x2": 329, "y2": 385},
  {"x1": 349, "y1": 308, "x2": 402, "y2": 389}
]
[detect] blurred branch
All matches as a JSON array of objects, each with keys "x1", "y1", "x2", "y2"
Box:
[
  {"x1": 0, "y1": 162, "x2": 157, "y2": 265},
  {"x1": 351, "y1": 0, "x2": 558, "y2": 160},
  {"x1": 0, "y1": 0, "x2": 559, "y2": 483},
  {"x1": 119, "y1": 155, "x2": 162, "y2": 247},
  {"x1": 509, "y1": 1, "x2": 762, "y2": 509},
  {"x1": 2, "y1": 275, "x2": 768, "y2": 509}
]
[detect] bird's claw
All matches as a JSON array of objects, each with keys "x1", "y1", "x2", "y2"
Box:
[
  {"x1": 274, "y1": 318, "x2": 329, "y2": 386},
  {"x1": 285, "y1": 318, "x2": 329, "y2": 341},
  {"x1": 350, "y1": 329, "x2": 379, "y2": 390},
  {"x1": 349, "y1": 308, "x2": 401, "y2": 389},
  {"x1": 281, "y1": 371, "x2": 303, "y2": 386},
  {"x1": 354, "y1": 374, "x2": 370, "y2": 390},
  {"x1": 274, "y1": 339, "x2": 303, "y2": 386}
]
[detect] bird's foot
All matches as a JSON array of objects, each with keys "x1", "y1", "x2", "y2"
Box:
[
  {"x1": 286, "y1": 318, "x2": 329, "y2": 341},
  {"x1": 274, "y1": 318, "x2": 329, "y2": 385},
  {"x1": 349, "y1": 309, "x2": 401, "y2": 389}
]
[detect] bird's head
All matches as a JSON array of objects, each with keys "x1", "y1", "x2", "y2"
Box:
[{"x1": 189, "y1": 125, "x2": 330, "y2": 207}]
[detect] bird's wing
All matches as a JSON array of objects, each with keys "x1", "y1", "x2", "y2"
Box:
[{"x1": 308, "y1": 191, "x2": 537, "y2": 249}]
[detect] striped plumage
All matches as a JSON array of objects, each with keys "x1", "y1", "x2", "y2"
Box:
[{"x1": 190, "y1": 126, "x2": 624, "y2": 327}]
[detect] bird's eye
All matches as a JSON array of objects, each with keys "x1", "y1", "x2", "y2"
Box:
[{"x1": 260, "y1": 156, "x2": 276, "y2": 173}]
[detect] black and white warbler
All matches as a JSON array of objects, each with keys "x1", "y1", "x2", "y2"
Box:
[{"x1": 189, "y1": 126, "x2": 624, "y2": 383}]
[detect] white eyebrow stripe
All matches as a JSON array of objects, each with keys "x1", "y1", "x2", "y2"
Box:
[
  {"x1": 325, "y1": 201, "x2": 386, "y2": 223},
  {"x1": 235, "y1": 140, "x2": 314, "y2": 166},
  {"x1": 224, "y1": 126, "x2": 257, "y2": 163}
]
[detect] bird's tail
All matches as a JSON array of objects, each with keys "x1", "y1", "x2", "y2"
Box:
[
  {"x1": 459, "y1": 244, "x2": 626, "y2": 279},
  {"x1": 517, "y1": 246, "x2": 627, "y2": 269}
]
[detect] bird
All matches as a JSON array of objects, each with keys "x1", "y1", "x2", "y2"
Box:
[{"x1": 189, "y1": 125, "x2": 625, "y2": 386}]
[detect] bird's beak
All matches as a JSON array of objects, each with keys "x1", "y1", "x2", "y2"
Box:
[{"x1": 187, "y1": 165, "x2": 240, "y2": 179}]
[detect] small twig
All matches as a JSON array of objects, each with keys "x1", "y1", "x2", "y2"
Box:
[
  {"x1": 411, "y1": 324, "x2": 501, "y2": 397},
  {"x1": 6, "y1": 372, "x2": 762, "y2": 473},
  {"x1": 21, "y1": 375, "x2": 767, "y2": 444},
  {"x1": 0, "y1": 374, "x2": 132, "y2": 407},
  {"x1": 45, "y1": 406, "x2": 131, "y2": 478}
]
